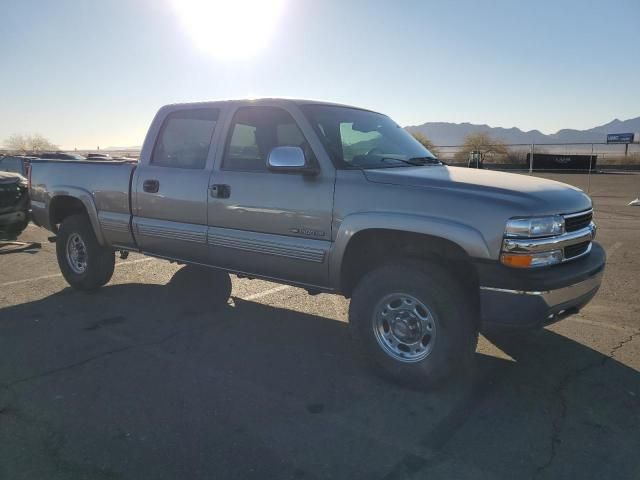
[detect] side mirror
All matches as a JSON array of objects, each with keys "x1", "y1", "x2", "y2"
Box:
[{"x1": 267, "y1": 146, "x2": 317, "y2": 174}]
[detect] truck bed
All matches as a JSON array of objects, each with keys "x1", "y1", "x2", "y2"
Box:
[{"x1": 29, "y1": 159, "x2": 138, "y2": 248}]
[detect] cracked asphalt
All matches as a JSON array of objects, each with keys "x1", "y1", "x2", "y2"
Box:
[{"x1": 1, "y1": 172, "x2": 639, "y2": 480}]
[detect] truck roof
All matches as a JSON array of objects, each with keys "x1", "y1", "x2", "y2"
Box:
[{"x1": 161, "y1": 98, "x2": 381, "y2": 114}]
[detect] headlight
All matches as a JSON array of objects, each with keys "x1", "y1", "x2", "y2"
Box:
[{"x1": 505, "y1": 215, "x2": 564, "y2": 238}]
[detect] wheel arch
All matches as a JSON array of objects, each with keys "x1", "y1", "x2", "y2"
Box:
[
  {"x1": 48, "y1": 187, "x2": 105, "y2": 245},
  {"x1": 331, "y1": 213, "x2": 489, "y2": 304}
]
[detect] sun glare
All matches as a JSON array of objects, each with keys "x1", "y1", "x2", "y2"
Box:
[{"x1": 170, "y1": 0, "x2": 286, "y2": 59}]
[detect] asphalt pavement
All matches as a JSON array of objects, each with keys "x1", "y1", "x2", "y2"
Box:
[{"x1": 1, "y1": 172, "x2": 639, "y2": 480}]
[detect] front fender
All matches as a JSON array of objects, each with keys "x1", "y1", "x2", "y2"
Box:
[
  {"x1": 48, "y1": 186, "x2": 106, "y2": 246},
  {"x1": 329, "y1": 212, "x2": 492, "y2": 288}
]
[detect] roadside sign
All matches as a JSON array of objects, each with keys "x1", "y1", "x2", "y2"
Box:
[
  {"x1": 607, "y1": 132, "x2": 637, "y2": 144},
  {"x1": 525, "y1": 153, "x2": 596, "y2": 171}
]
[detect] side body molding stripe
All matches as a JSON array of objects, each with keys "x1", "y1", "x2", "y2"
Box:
[
  {"x1": 98, "y1": 212, "x2": 130, "y2": 233},
  {"x1": 135, "y1": 219, "x2": 207, "y2": 244},
  {"x1": 207, "y1": 227, "x2": 327, "y2": 263}
]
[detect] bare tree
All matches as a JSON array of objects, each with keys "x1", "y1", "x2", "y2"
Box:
[
  {"x1": 454, "y1": 132, "x2": 508, "y2": 164},
  {"x1": 3, "y1": 133, "x2": 58, "y2": 154},
  {"x1": 3, "y1": 134, "x2": 27, "y2": 152},
  {"x1": 411, "y1": 132, "x2": 440, "y2": 157}
]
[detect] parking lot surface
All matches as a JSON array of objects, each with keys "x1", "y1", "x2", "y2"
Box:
[{"x1": 1, "y1": 172, "x2": 639, "y2": 480}]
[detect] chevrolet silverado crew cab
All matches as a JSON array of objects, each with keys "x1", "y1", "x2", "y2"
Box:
[{"x1": 29, "y1": 99, "x2": 605, "y2": 386}]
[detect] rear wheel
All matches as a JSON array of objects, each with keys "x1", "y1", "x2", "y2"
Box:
[
  {"x1": 348, "y1": 262, "x2": 478, "y2": 388},
  {"x1": 56, "y1": 214, "x2": 115, "y2": 291}
]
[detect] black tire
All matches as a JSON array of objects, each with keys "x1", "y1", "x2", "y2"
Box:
[
  {"x1": 170, "y1": 265, "x2": 232, "y2": 307},
  {"x1": 56, "y1": 214, "x2": 115, "y2": 291},
  {"x1": 349, "y1": 262, "x2": 478, "y2": 388}
]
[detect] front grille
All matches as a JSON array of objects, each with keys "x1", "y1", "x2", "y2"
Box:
[
  {"x1": 0, "y1": 184, "x2": 26, "y2": 209},
  {"x1": 564, "y1": 210, "x2": 592, "y2": 232},
  {"x1": 564, "y1": 241, "x2": 590, "y2": 259}
]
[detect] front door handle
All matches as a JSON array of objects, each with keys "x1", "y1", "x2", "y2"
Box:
[
  {"x1": 143, "y1": 179, "x2": 159, "y2": 193},
  {"x1": 209, "y1": 184, "x2": 230, "y2": 198}
]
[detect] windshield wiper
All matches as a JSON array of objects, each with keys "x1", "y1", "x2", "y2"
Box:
[
  {"x1": 374, "y1": 156, "x2": 441, "y2": 167},
  {"x1": 355, "y1": 156, "x2": 442, "y2": 169},
  {"x1": 407, "y1": 156, "x2": 441, "y2": 165}
]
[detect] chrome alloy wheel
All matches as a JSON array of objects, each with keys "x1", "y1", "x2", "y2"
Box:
[
  {"x1": 372, "y1": 293, "x2": 437, "y2": 362},
  {"x1": 66, "y1": 233, "x2": 88, "y2": 274}
]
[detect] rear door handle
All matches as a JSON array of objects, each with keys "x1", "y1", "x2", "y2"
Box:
[
  {"x1": 209, "y1": 184, "x2": 230, "y2": 198},
  {"x1": 143, "y1": 179, "x2": 159, "y2": 193}
]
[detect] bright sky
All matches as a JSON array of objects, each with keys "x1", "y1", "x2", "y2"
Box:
[{"x1": 1, "y1": 0, "x2": 639, "y2": 149}]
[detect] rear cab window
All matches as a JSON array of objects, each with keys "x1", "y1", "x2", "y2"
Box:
[{"x1": 152, "y1": 108, "x2": 220, "y2": 169}]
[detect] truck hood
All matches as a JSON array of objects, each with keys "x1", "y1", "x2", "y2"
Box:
[{"x1": 362, "y1": 166, "x2": 592, "y2": 215}]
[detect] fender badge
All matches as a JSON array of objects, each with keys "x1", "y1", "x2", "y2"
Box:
[{"x1": 290, "y1": 228, "x2": 326, "y2": 237}]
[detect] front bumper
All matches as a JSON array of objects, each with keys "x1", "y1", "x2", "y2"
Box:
[
  {"x1": 0, "y1": 209, "x2": 29, "y2": 227},
  {"x1": 476, "y1": 242, "x2": 606, "y2": 329}
]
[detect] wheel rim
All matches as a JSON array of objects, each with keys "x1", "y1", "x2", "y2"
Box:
[
  {"x1": 65, "y1": 233, "x2": 88, "y2": 274},
  {"x1": 372, "y1": 293, "x2": 437, "y2": 363}
]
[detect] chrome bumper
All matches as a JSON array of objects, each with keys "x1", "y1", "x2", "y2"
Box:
[
  {"x1": 479, "y1": 268, "x2": 604, "y2": 329},
  {"x1": 0, "y1": 209, "x2": 28, "y2": 226},
  {"x1": 502, "y1": 222, "x2": 596, "y2": 262}
]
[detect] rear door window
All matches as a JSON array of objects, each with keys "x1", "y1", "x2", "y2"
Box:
[{"x1": 152, "y1": 108, "x2": 219, "y2": 169}]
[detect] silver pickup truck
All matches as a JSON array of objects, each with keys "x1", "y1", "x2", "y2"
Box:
[{"x1": 30, "y1": 99, "x2": 605, "y2": 386}]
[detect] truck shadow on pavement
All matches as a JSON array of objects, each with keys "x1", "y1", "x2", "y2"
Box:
[{"x1": 0, "y1": 267, "x2": 638, "y2": 480}]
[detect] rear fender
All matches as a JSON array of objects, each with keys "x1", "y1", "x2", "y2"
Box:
[{"x1": 48, "y1": 186, "x2": 105, "y2": 245}]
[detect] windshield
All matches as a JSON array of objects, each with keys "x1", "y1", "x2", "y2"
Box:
[{"x1": 301, "y1": 105, "x2": 439, "y2": 169}]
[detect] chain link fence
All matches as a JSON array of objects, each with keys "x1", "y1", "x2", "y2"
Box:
[{"x1": 434, "y1": 142, "x2": 640, "y2": 196}]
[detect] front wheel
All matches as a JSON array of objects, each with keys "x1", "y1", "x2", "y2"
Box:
[
  {"x1": 56, "y1": 214, "x2": 115, "y2": 291},
  {"x1": 348, "y1": 262, "x2": 478, "y2": 388}
]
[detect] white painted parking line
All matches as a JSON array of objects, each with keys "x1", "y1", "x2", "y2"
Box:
[
  {"x1": 1, "y1": 259, "x2": 294, "y2": 303},
  {"x1": 241, "y1": 284, "x2": 291, "y2": 301},
  {"x1": 0, "y1": 258, "x2": 155, "y2": 288},
  {"x1": 0, "y1": 272, "x2": 63, "y2": 288}
]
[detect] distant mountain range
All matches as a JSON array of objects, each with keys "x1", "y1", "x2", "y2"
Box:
[
  {"x1": 99, "y1": 116, "x2": 640, "y2": 151},
  {"x1": 406, "y1": 116, "x2": 640, "y2": 146}
]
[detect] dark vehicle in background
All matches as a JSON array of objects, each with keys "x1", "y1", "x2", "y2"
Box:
[
  {"x1": 86, "y1": 153, "x2": 112, "y2": 160},
  {"x1": 0, "y1": 171, "x2": 30, "y2": 237},
  {"x1": 36, "y1": 152, "x2": 86, "y2": 161},
  {"x1": 0, "y1": 154, "x2": 36, "y2": 177}
]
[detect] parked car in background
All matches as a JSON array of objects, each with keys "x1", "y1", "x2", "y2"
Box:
[
  {"x1": 0, "y1": 155, "x2": 36, "y2": 177},
  {"x1": 0, "y1": 171, "x2": 30, "y2": 237},
  {"x1": 86, "y1": 153, "x2": 112, "y2": 160},
  {"x1": 36, "y1": 152, "x2": 86, "y2": 160}
]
